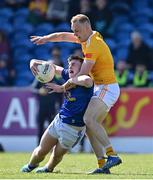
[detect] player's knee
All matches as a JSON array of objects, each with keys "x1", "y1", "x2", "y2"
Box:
[{"x1": 84, "y1": 115, "x2": 94, "y2": 128}]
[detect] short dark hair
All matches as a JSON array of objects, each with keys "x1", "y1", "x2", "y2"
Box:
[{"x1": 68, "y1": 55, "x2": 84, "y2": 63}]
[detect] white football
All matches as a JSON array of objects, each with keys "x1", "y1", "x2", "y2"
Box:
[
  {"x1": 30, "y1": 59, "x2": 55, "y2": 83},
  {"x1": 36, "y1": 62, "x2": 55, "y2": 83}
]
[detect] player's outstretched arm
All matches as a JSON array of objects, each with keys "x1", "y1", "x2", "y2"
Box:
[
  {"x1": 63, "y1": 75, "x2": 93, "y2": 91},
  {"x1": 30, "y1": 32, "x2": 80, "y2": 45},
  {"x1": 45, "y1": 75, "x2": 93, "y2": 94},
  {"x1": 45, "y1": 80, "x2": 76, "y2": 94},
  {"x1": 68, "y1": 75, "x2": 93, "y2": 88},
  {"x1": 45, "y1": 83, "x2": 64, "y2": 93}
]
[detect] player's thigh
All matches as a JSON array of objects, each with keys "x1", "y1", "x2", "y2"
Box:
[
  {"x1": 39, "y1": 129, "x2": 58, "y2": 154},
  {"x1": 84, "y1": 97, "x2": 108, "y2": 123}
]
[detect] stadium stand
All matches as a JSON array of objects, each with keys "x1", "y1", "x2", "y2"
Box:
[{"x1": 0, "y1": 0, "x2": 152, "y2": 86}]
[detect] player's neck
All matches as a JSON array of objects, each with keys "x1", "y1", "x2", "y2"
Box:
[{"x1": 84, "y1": 30, "x2": 94, "y2": 42}]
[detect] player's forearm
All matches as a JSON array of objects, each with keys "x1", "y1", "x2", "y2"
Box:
[
  {"x1": 43, "y1": 33, "x2": 65, "y2": 42},
  {"x1": 70, "y1": 75, "x2": 93, "y2": 87},
  {"x1": 43, "y1": 32, "x2": 78, "y2": 43},
  {"x1": 62, "y1": 75, "x2": 93, "y2": 91}
]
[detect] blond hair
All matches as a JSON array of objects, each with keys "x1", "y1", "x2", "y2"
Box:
[{"x1": 71, "y1": 14, "x2": 91, "y2": 25}]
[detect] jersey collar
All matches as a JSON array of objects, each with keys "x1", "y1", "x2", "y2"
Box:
[{"x1": 86, "y1": 31, "x2": 96, "y2": 47}]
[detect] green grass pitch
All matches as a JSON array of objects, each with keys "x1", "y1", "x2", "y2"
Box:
[{"x1": 0, "y1": 153, "x2": 153, "y2": 179}]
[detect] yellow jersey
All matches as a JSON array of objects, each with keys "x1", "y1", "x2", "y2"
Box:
[{"x1": 81, "y1": 31, "x2": 117, "y2": 85}]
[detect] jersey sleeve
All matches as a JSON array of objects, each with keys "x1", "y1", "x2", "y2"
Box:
[{"x1": 61, "y1": 69, "x2": 69, "y2": 81}]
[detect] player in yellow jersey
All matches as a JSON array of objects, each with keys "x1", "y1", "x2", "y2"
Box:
[{"x1": 30, "y1": 14, "x2": 122, "y2": 174}]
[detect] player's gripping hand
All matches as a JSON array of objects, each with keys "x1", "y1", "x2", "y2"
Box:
[
  {"x1": 63, "y1": 79, "x2": 76, "y2": 91},
  {"x1": 45, "y1": 83, "x2": 64, "y2": 93},
  {"x1": 30, "y1": 36, "x2": 48, "y2": 45},
  {"x1": 30, "y1": 59, "x2": 43, "y2": 76}
]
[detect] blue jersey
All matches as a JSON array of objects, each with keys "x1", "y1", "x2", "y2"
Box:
[{"x1": 59, "y1": 69, "x2": 93, "y2": 127}]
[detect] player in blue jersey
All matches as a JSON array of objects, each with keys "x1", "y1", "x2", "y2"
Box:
[{"x1": 21, "y1": 55, "x2": 93, "y2": 173}]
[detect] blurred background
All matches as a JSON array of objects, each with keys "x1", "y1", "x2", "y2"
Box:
[{"x1": 0, "y1": 0, "x2": 153, "y2": 153}]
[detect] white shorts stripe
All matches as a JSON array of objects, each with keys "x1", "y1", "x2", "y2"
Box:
[{"x1": 93, "y1": 83, "x2": 120, "y2": 111}]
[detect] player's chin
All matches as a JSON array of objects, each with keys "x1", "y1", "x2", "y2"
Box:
[{"x1": 79, "y1": 38, "x2": 85, "y2": 42}]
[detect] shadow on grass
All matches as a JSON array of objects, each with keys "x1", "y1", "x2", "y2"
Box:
[
  {"x1": 53, "y1": 170, "x2": 85, "y2": 175},
  {"x1": 112, "y1": 173, "x2": 153, "y2": 176},
  {"x1": 53, "y1": 170, "x2": 153, "y2": 176}
]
